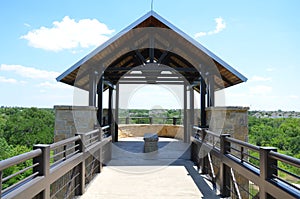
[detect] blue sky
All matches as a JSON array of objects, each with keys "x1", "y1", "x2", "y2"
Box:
[{"x1": 0, "y1": 0, "x2": 300, "y2": 111}]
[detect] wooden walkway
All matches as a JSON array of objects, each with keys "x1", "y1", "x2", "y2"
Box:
[{"x1": 79, "y1": 138, "x2": 222, "y2": 199}]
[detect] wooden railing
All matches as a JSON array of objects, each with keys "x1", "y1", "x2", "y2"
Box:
[
  {"x1": 0, "y1": 125, "x2": 112, "y2": 199},
  {"x1": 191, "y1": 126, "x2": 300, "y2": 199}
]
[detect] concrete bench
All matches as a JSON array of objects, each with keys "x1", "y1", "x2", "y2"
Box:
[{"x1": 143, "y1": 133, "x2": 159, "y2": 153}]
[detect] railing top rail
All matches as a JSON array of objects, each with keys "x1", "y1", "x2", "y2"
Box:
[
  {"x1": 269, "y1": 151, "x2": 300, "y2": 168},
  {"x1": 101, "y1": 125, "x2": 110, "y2": 130},
  {"x1": 0, "y1": 149, "x2": 42, "y2": 171},
  {"x1": 205, "y1": 130, "x2": 221, "y2": 138},
  {"x1": 193, "y1": 126, "x2": 221, "y2": 138},
  {"x1": 50, "y1": 135, "x2": 81, "y2": 149},
  {"x1": 225, "y1": 136, "x2": 260, "y2": 152},
  {"x1": 81, "y1": 129, "x2": 99, "y2": 137},
  {"x1": 193, "y1": 126, "x2": 206, "y2": 131}
]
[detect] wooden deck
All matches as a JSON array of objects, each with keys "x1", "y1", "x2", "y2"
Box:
[{"x1": 79, "y1": 137, "x2": 222, "y2": 199}]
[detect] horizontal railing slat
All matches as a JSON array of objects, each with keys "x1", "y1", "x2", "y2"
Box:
[
  {"x1": 225, "y1": 136, "x2": 260, "y2": 152},
  {"x1": 269, "y1": 151, "x2": 300, "y2": 168},
  {"x1": 0, "y1": 149, "x2": 42, "y2": 171},
  {"x1": 2, "y1": 162, "x2": 39, "y2": 182},
  {"x1": 50, "y1": 135, "x2": 81, "y2": 149}
]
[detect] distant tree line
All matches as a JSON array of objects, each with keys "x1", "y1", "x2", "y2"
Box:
[{"x1": 0, "y1": 107, "x2": 54, "y2": 160}]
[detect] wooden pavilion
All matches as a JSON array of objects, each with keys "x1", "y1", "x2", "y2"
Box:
[{"x1": 56, "y1": 11, "x2": 247, "y2": 143}]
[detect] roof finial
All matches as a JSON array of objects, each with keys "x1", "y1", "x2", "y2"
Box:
[{"x1": 151, "y1": 0, "x2": 154, "y2": 11}]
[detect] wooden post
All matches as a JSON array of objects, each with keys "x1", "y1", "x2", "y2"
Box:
[
  {"x1": 188, "y1": 87, "x2": 194, "y2": 143},
  {"x1": 201, "y1": 130, "x2": 209, "y2": 174},
  {"x1": 208, "y1": 75, "x2": 215, "y2": 107},
  {"x1": 97, "y1": 75, "x2": 104, "y2": 126},
  {"x1": 33, "y1": 144, "x2": 50, "y2": 199},
  {"x1": 108, "y1": 87, "x2": 113, "y2": 126},
  {"x1": 220, "y1": 134, "x2": 231, "y2": 197},
  {"x1": 259, "y1": 147, "x2": 277, "y2": 199},
  {"x1": 200, "y1": 78, "x2": 207, "y2": 128},
  {"x1": 75, "y1": 133, "x2": 86, "y2": 196},
  {"x1": 114, "y1": 83, "x2": 119, "y2": 142},
  {"x1": 98, "y1": 128, "x2": 103, "y2": 173},
  {"x1": 89, "y1": 71, "x2": 97, "y2": 106},
  {"x1": 172, "y1": 117, "x2": 177, "y2": 125},
  {"x1": 183, "y1": 83, "x2": 188, "y2": 143}
]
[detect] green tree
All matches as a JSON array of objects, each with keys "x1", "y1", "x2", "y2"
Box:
[{"x1": 3, "y1": 107, "x2": 54, "y2": 147}]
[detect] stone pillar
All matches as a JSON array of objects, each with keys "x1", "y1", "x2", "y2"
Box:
[
  {"x1": 54, "y1": 106, "x2": 98, "y2": 142},
  {"x1": 206, "y1": 106, "x2": 249, "y2": 199},
  {"x1": 206, "y1": 106, "x2": 249, "y2": 141}
]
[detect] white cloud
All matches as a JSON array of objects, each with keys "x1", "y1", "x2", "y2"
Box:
[
  {"x1": 249, "y1": 85, "x2": 272, "y2": 95},
  {"x1": 195, "y1": 17, "x2": 226, "y2": 38},
  {"x1": 194, "y1": 32, "x2": 207, "y2": 38},
  {"x1": 250, "y1": 75, "x2": 272, "y2": 82},
  {"x1": 0, "y1": 64, "x2": 59, "y2": 80},
  {"x1": 20, "y1": 16, "x2": 114, "y2": 51},
  {"x1": 0, "y1": 76, "x2": 18, "y2": 84}
]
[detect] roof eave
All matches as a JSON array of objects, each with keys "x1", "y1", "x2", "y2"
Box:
[{"x1": 57, "y1": 11, "x2": 247, "y2": 83}]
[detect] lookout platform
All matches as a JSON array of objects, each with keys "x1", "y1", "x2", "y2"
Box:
[{"x1": 79, "y1": 137, "x2": 221, "y2": 199}]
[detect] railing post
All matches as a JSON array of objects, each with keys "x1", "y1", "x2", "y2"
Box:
[
  {"x1": 220, "y1": 134, "x2": 231, "y2": 197},
  {"x1": 259, "y1": 147, "x2": 277, "y2": 199},
  {"x1": 149, "y1": 117, "x2": 153, "y2": 125},
  {"x1": 33, "y1": 144, "x2": 50, "y2": 199},
  {"x1": 201, "y1": 129, "x2": 209, "y2": 174},
  {"x1": 75, "y1": 133, "x2": 86, "y2": 196},
  {"x1": 102, "y1": 116, "x2": 106, "y2": 126},
  {"x1": 173, "y1": 117, "x2": 177, "y2": 125},
  {"x1": 126, "y1": 117, "x2": 129, "y2": 124},
  {"x1": 98, "y1": 128, "x2": 103, "y2": 173}
]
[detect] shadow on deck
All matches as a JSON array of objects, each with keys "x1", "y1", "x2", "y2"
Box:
[{"x1": 79, "y1": 137, "x2": 222, "y2": 199}]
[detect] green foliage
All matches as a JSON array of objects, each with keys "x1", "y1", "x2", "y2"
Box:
[
  {"x1": 0, "y1": 107, "x2": 54, "y2": 190},
  {"x1": 249, "y1": 116, "x2": 300, "y2": 184},
  {"x1": 1, "y1": 107, "x2": 54, "y2": 148},
  {"x1": 0, "y1": 138, "x2": 32, "y2": 189},
  {"x1": 249, "y1": 116, "x2": 300, "y2": 156}
]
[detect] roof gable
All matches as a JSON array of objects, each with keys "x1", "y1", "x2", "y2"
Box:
[{"x1": 57, "y1": 11, "x2": 247, "y2": 90}]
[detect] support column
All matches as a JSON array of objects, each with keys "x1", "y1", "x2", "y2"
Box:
[
  {"x1": 208, "y1": 75, "x2": 215, "y2": 107},
  {"x1": 97, "y1": 75, "x2": 104, "y2": 126},
  {"x1": 108, "y1": 86, "x2": 114, "y2": 140},
  {"x1": 183, "y1": 83, "x2": 188, "y2": 143},
  {"x1": 188, "y1": 87, "x2": 194, "y2": 143},
  {"x1": 200, "y1": 77, "x2": 207, "y2": 128},
  {"x1": 89, "y1": 71, "x2": 97, "y2": 106},
  {"x1": 114, "y1": 83, "x2": 119, "y2": 142},
  {"x1": 108, "y1": 87, "x2": 113, "y2": 125}
]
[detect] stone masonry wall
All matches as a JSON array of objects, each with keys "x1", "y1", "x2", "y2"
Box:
[
  {"x1": 206, "y1": 106, "x2": 249, "y2": 199},
  {"x1": 118, "y1": 124, "x2": 184, "y2": 140},
  {"x1": 54, "y1": 106, "x2": 98, "y2": 142}
]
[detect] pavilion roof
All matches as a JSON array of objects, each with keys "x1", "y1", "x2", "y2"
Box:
[{"x1": 57, "y1": 11, "x2": 247, "y2": 91}]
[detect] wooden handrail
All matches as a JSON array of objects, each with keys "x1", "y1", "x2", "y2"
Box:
[
  {"x1": 0, "y1": 149, "x2": 42, "y2": 171},
  {"x1": 192, "y1": 130, "x2": 300, "y2": 199},
  {"x1": 0, "y1": 127, "x2": 112, "y2": 199}
]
